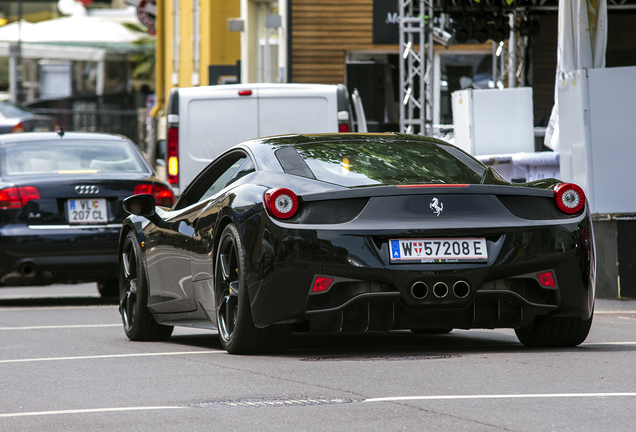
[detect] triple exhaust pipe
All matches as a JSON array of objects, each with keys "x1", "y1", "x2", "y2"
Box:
[{"x1": 410, "y1": 280, "x2": 470, "y2": 300}]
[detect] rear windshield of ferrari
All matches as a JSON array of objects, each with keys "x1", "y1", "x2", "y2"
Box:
[
  {"x1": 290, "y1": 140, "x2": 486, "y2": 187},
  {"x1": 1, "y1": 140, "x2": 147, "y2": 176}
]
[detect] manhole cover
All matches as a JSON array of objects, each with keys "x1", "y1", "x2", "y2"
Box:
[{"x1": 186, "y1": 397, "x2": 356, "y2": 409}]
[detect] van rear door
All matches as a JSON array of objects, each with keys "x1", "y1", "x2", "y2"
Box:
[
  {"x1": 257, "y1": 85, "x2": 338, "y2": 137},
  {"x1": 179, "y1": 86, "x2": 259, "y2": 190}
]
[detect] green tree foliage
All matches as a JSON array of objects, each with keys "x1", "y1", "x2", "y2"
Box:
[{"x1": 123, "y1": 22, "x2": 155, "y2": 79}]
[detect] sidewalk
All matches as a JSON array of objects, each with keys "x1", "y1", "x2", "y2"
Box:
[{"x1": 595, "y1": 298, "x2": 636, "y2": 311}]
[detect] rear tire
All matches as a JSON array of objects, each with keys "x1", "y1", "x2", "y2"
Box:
[
  {"x1": 514, "y1": 310, "x2": 593, "y2": 348},
  {"x1": 215, "y1": 224, "x2": 291, "y2": 354},
  {"x1": 119, "y1": 231, "x2": 173, "y2": 341}
]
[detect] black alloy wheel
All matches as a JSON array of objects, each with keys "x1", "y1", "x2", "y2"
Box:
[
  {"x1": 215, "y1": 224, "x2": 291, "y2": 354},
  {"x1": 119, "y1": 231, "x2": 173, "y2": 341}
]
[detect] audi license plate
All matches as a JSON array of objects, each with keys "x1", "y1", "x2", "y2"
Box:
[
  {"x1": 389, "y1": 238, "x2": 488, "y2": 263},
  {"x1": 67, "y1": 198, "x2": 108, "y2": 224}
]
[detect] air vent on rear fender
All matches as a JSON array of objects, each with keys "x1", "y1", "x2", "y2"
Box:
[
  {"x1": 497, "y1": 196, "x2": 578, "y2": 220},
  {"x1": 286, "y1": 198, "x2": 369, "y2": 224}
]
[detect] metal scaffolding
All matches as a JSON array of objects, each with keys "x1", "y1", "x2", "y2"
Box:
[
  {"x1": 398, "y1": 0, "x2": 636, "y2": 136},
  {"x1": 491, "y1": 11, "x2": 530, "y2": 89},
  {"x1": 398, "y1": 0, "x2": 434, "y2": 135}
]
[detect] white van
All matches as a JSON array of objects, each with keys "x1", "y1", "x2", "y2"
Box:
[{"x1": 164, "y1": 83, "x2": 366, "y2": 193}]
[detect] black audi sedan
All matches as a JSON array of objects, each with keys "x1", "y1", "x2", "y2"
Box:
[
  {"x1": 120, "y1": 133, "x2": 595, "y2": 354},
  {"x1": 0, "y1": 131, "x2": 175, "y2": 296}
]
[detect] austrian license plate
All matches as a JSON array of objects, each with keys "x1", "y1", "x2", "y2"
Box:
[
  {"x1": 67, "y1": 198, "x2": 108, "y2": 224},
  {"x1": 389, "y1": 238, "x2": 488, "y2": 263}
]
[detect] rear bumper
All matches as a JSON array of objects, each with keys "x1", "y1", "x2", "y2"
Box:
[
  {"x1": 243, "y1": 217, "x2": 595, "y2": 330},
  {"x1": 0, "y1": 224, "x2": 121, "y2": 286}
]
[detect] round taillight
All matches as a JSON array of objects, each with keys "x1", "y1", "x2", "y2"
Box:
[
  {"x1": 264, "y1": 188, "x2": 299, "y2": 219},
  {"x1": 554, "y1": 183, "x2": 585, "y2": 214}
]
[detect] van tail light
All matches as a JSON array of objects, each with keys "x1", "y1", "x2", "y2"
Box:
[
  {"x1": 0, "y1": 186, "x2": 40, "y2": 209},
  {"x1": 167, "y1": 126, "x2": 179, "y2": 185},
  {"x1": 11, "y1": 122, "x2": 25, "y2": 133},
  {"x1": 337, "y1": 110, "x2": 350, "y2": 133},
  {"x1": 264, "y1": 188, "x2": 299, "y2": 219},
  {"x1": 133, "y1": 183, "x2": 176, "y2": 207},
  {"x1": 554, "y1": 183, "x2": 585, "y2": 214}
]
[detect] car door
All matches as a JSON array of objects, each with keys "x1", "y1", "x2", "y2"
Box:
[{"x1": 143, "y1": 150, "x2": 251, "y2": 314}]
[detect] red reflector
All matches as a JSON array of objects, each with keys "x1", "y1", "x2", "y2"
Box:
[
  {"x1": 537, "y1": 271, "x2": 556, "y2": 288},
  {"x1": 312, "y1": 276, "x2": 334, "y2": 293},
  {"x1": 338, "y1": 123, "x2": 350, "y2": 133},
  {"x1": 397, "y1": 184, "x2": 469, "y2": 188},
  {"x1": 134, "y1": 183, "x2": 176, "y2": 207},
  {"x1": 238, "y1": 90, "x2": 253, "y2": 96}
]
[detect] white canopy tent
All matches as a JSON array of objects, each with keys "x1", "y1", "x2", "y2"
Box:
[
  {"x1": 0, "y1": 10, "x2": 145, "y2": 102},
  {"x1": 0, "y1": 15, "x2": 142, "y2": 47}
]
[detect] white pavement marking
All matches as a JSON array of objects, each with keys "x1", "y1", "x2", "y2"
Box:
[
  {"x1": 364, "y1": 392, "x2": 636, "y2": 403},
  {"x1": 0, "y1": 350, "x2": 226, "y2": 364},
  {"x1": 583, "y1": 342, "x2": 636, "y2": 346},
  {"x1": 0, "y1": 306, "x2": 116, "y2": 311},
  {"x1": 0, "y1": 406, "x2": 186, "y2": 418},
  {"x1": 594, "y1": 310, "x2": 636, "y2": 314},
  {"x1": 3, "y1": 392, "x2": 636, "y2": 419},
  {"x1": 0, "y1": 324, "x2": 120, "y2": 331}
]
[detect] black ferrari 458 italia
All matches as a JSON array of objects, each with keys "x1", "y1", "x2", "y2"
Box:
[
  {"x1": 120, "y1": 133, "x2": 595, "y2": 354},
  {"x1": 0, "y1": 131, "x2": 175, "y2": 296}
]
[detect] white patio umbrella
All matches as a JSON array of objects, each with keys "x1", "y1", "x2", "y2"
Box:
[{"x1": 544, "y1": 0, "x2": 608, "y2": 151}]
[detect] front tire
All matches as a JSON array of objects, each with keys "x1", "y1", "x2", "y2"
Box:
[
  {"x1": 514, "y1": 310, "x2": 593, "y2": 348},
  {"x1": 119, "y1": 231, "x2": 173, "y2": 341},
  {"x1": 215, "y1": 224, "x2": 291, "y2": 354}
]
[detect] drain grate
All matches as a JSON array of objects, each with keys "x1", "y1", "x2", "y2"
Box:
[
  {"x1": 186, "y1": 397, "x2": 356, "y2": 409},
  {"x1": 301, "y1": 354, "x2": 456, "y2": 362}
]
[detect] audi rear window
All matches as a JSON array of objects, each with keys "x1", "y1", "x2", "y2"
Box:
[
  {"x1": 290, "y1": 139, "x2": 486, "y2": 187},
  {"x1": 1, "y1": 140, "x2": 147, "y2": 176}
]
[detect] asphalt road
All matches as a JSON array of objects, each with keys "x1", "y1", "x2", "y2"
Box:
[{"x1": 1, "y1": 283, "x2": 635, "y2": 432}]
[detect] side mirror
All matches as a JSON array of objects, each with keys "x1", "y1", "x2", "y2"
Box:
[{"x1": 123, "y1": 194, "x2": 159, "y2": 222}]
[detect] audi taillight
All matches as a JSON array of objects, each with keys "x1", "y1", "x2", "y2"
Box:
[
  {"x1": 554, "y1": 183, "x2": 585, "y2": 214},
  {"x1": 133, "y1": 183, "x2": 176, "y2": 207},
  {"x1": 11, "y1": 122, "x2": 25, "y2": 133},
  {"x1": 264, "y1": 188, "x2": 299, "y2": 219},
  {"x1": 0, "y1": 186, "x2": 40, "y2": 209},
  {"x1": 167, "y1": 126, "x2": 179, "y2": 185}
]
